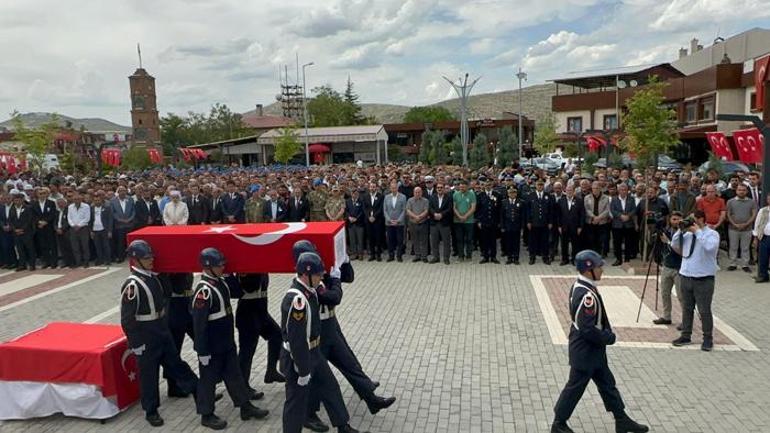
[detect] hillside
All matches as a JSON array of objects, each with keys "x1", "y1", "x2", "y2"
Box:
[
  {"x1": 250, "y1": 83, "x2": 556, "y2": 124},
  {"x1": 0, "y1": 112, "x2": 131, "y2": 134}
]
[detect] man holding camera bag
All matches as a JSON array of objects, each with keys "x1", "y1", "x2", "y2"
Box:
[{"x1": 671, "y1": 210, "x2": 720, "y2": 352}]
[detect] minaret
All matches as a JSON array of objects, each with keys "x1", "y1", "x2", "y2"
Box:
[{"x1": 129, "y1": 44, "x2": 160, "y2": 146}]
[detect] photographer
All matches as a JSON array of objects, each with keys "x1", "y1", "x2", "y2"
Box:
[
  {"x1": 671, "y1": 210, "x2": 720, "y2": 352},
  {"x1": 653, "y1": 212, "x2": 684, "y2": 326},
  {"x1": 636, "y1": 186, "x2": 669, "y2": 261}
]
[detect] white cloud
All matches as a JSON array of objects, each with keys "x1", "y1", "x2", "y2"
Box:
[{"x1": 651, "y1": 0, "x2": 770, "y2": 31}]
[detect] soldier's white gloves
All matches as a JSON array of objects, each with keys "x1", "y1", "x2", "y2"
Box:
[
  {"x1": 298, "y1": 374, "x2": 311, "y2": 386},
  {"x1": 330, "y1": 267, "x2": 341, "y2": 279},
  {"x1": 199, "y1": 355, "x2": 211, "y2": 366},
  {"x1": 132, "y1": 344, "x2": 146, "y2": 356}
]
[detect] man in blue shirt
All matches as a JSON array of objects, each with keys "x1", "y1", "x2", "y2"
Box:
[{"x1": 671, "y1": 210, "x2": 720, "y2": 351}]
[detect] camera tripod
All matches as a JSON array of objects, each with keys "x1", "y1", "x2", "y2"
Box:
[{"x1": 635, "y1": 229, "x2": 663, "y2": 322}]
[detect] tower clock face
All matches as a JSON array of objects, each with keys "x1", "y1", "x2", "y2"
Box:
[
  {"x1": 132, "y1": 95, "x2": 145, "y2": 110},
  {"x1": 134, "y1": 128, "x2": 148, "y2": 140}
]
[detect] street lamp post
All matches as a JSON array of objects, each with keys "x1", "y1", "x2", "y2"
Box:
[
  {"x1": 516, "y1": 68, "x2": 527, "y2": 160},
  {"x1": 302, "y1": 62, "x2": 314, "y2": 167}
]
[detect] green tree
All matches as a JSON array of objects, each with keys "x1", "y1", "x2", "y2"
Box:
[
  {"x1": 308, "y1": 85, "x2": 347, "y2": 127},
  {"x1": 470, "y1": 133, "x2": 490, "y2": 170},
  {"x1": 583, "y1": 151, "x2": 599, "y2": 175},
  {"x1": 121, "y1": 147, "x2": 152, "y2": 170},
  {"x1": 387, "y1": 145, "x2": 404, "y2": 163},
  {"x1": 432, "y1": 132, "x2": 448, "y2": 165},
  {"x1": 532, "y1": 112, "x2": 560, "y2": 156},
  {"x1": 159, "y1": 103, "x2": 248, "y2": 150},
  {"x1": 403, "y1": 106, "x2": 455, "y2": 124},
  {"x1": 620, "y1": 75, "x2": 679, "y2": 168},
  {"x1": 450, "y1": 136, "x2": 463, "y2": 165},
  {"x1": 342, "y1": 76, "x2": 365, "y2": 125},
  {"x1": 418, "y1": 130, "x2": 435, "y2": 164},
  {"x1": 10, "y1": 111, "x2": 59, "y2": 174},
  {"x1": 497, "y1": 126, "x2": 518, "y2": 167},
  {"x1": 273, "y1": 127, "x2": 302, "y2": 164}
]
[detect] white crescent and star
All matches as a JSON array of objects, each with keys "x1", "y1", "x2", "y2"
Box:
[
  {"x1": 121, "y1": 348, "x2": 137, "y2": 382},
  {"x1": 205, "y1": 225, "x2": 236, "y2": 234},
  {"x1": 233, "y1": 222, "x2": 308, "y2": 246}
]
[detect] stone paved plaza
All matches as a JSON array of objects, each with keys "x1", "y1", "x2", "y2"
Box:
[{"x1": 1, "y1": 256, "x2": 769, "y2": 433}]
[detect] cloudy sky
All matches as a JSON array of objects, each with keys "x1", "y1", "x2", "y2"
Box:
[{"x1": 1, "y1": 0, "x2": 769, "y2": 125}]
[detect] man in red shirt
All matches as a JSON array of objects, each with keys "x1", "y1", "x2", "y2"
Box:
[{"x1": 696, "y1": 185, "x2": 726, "y2": 229}]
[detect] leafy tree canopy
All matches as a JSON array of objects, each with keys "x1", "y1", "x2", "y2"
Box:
[{"x1": 403, "y1": 106, "x2": 455, "y2": 124}]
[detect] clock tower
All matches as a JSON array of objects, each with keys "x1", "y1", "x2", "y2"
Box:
[{"x1": 129, "y1": 62, "x2": 161, "y2": 146}]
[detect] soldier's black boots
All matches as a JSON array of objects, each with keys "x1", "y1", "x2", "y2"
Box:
[
  {"x1": 240, "y1": 401, "x2": 269, "y2": 420},
  {"x1": 338, "y1": 424, "x2": 369, "y2": 433},
  {"x1": 201, "y1": 414, "x2": 227, "y2": 430},
  {"x1": 615, "y1": 413, "x2": 649, "y2": 433},
  {"x1": 264, "y1": 369, "x2": 286, "y2": 383},
  {"x1": 550, "y1": 421, "x2": 574, "y2": 433},
  {"x1": 247, "y1": 387, "x2": 264, "y2": 400},
  {"x1": 304, "y1": 413, "x2": 330, "y2": 432},
  {"x1": 366, "y1": 395, "x2": 396, "y2": 414},
  {"x1": 145, "y1": 411, "x2": 164, "y2": 427}
]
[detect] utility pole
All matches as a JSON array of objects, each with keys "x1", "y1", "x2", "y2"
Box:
[
  {"x1": 443, "y1": 73, "x2": 480, "y2": 166},
  {"x1": 302, "y1": 62, "x2": 314, "y2": 167},
  {"x1": 516, "y1": 68, "x2": 527, "y2": 159}
]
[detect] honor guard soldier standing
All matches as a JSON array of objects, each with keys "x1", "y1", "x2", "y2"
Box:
[
  {"x1": 291, "y1": 241, "x2": 395, "y2": 432},
  {"x1": 191, "y1": 247, "x2": 269, "y2": 430},
  {"x1": 236, "y1": 272, "x2": 286, "y2": 396},
  {"x1": 551, "y1": 250, "x2": 649, "y2": 433},
  {"x1": 121, "y1": 240, "x2": 198, "y2": 427},
  {"x1": 281, "y1": 251, "x2": 367, "y2": 433},
  {"x1": 475, "y1": 179, "x2": 501, "y2": 263},
  {"x1": 159, "y1": 272, "x2": 196, "y2": 398},
  {"x1": 500, "y1": 187, "x2": 525, "y2": 264}
]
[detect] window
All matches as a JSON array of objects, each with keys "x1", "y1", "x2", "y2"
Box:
[
  {"x1": 701, "y1": 97, "x2": 714, "y2": 120},
  {"x1": 685, "y1": 102, "x2": 697, "y2": 123},
  {"x1": 603, "y1": 114, "x2": 618, "y2": 130},
  {"x1": 138, "y1": 119, "x2": 143, "y2": 125},
  {"x1": 750, "y1": 92, "x2": 757, "y2": 110},
  {"x1": 567, "y1": 117, "x2": 583, "y2": 133}
]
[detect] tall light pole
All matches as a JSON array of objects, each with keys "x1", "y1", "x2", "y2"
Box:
[
  {"x1": 515, "y1": 67, "x2": 527, "y2": 159},
  {"x1": 302, "y1": 62, "x2": 314, "y2": 167},
  {"x1": 443, "y1": 73, "x2": 480, "y2": 166}
]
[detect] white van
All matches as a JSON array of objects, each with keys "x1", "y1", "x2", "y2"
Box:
[{"x1": 26, "y1": 153, "x2": 60, "y2": 171}]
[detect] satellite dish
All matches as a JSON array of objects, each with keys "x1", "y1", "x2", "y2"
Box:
[
  {"x1": 617, "y1": 80, "x2": 627, "y2": 89},
  {"x1": 629, "y1": 80, "x2": 638, "y2": 87}
]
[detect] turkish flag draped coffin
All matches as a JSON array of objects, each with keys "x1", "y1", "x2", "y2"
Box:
[
  {"x1": 0, "y1": 322, "x2": 139, "y2": 419},
  {"x1": 127, "y1": 222, "x2": 347, "y2": 273},
  {"x1": 732, "y1": 128, "x2": 764, "y2": 164},
  {"x1": 705, "y1": 132, "x2": 735, "y2": 160}
]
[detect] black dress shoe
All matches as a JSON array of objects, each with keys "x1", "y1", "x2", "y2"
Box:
[
  {"x1": 543, "y1": 258, "x2": 551, "y2": 265},
  {"x1": 652, "y1": 318, "x2": 672, "y2": 325},
  {"x1": 513, "y1": 258, "x2": 519, "y2": 265},
  {"x1": 412, "y1": 257, "x2": 421, "y2": 263},
  {"x1": 756, "y1": 277, "x2": 769, "y2": 283},
  {"x1": 240, "y1": 402, "x2": 269, "y2": 420},
  {"x1": 376, "y1": 255, "x2": 382, "y2": 262},
  {"x1": 396, "y1": 256, "x2": 403, "y2": 262},
  {"x1": 506, "y1": 258, "x2": 514, "y2": 264},
  {"x1": 338, "y1": 424, "x2": 369, "y2": 433},
  {"x1": 201, "y1": 414, "x2": 227, "y2": 430},
  {"x1": 727, "y1": 265, "x2": 737, "y2": 271},
  {"x1": 672, "y1": 336, "x2": 692, "y2": 346},
  {"x1": 264, "y1": 370, "x2": 285, "y2": 383},
  {"x1": 247, "y1": 388, "x2": 264, "y2": 400},
  {"x1": 422, "y1": 258, "x2": 428, "y2": 263},
  {"x1": 304, "y1": 413, "x2": 330, "y2": 432},
  {"x1": 615, "y1": 414, "x2": 649, "y2": 432},
  {"x1": 386, "y1": 256, "x2": 394, "y2": 262},
  {"x1": 428, "y1": 259, "x2": 439, "y2": 264},
  {"x1": 444, "y1": 259, "x2": 450, "y2": 265},
  {"x1": 368, "y1": 256, "x2": 376, "y2": 262},
  {"x1": 167, "y1": 386, "x2": 190, "y2": 398},
  {"x1": 550, "y1": 421, "x2": 574, "y2": 433},
  {"x1": 528, "y1": 257, "x2": 536, "y2": 265},
  {"x1": 366, "y1": 395, "x2": 396, "y2": 414},
  {"x1": 145, "y1": 411, "x2": 164, "y2": 427},
  {"x1": 490, "y1": 258, "x2": 500, "y2": 264}
]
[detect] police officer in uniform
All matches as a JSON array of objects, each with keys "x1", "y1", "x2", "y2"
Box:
[
  {"x1": 475, "y1": 179, "x2": 500, "y2": 264},
  {"x1": 500, "y1": 187, "x2": 525, "y2": 264},
  {"x1": 159, "y1": 272, "x2": 196, "y2": 398},
  {"x1": 551, "y1": 250, "x2": 649, "y2": 433},
  {"x1": 527, "y1": 180, "x2": 553, "y2": 265},
  {"x1": 281, "y1": 251, "x2": 366, "y2": 433},
  {"x1": 291, "y1": 241, "x2": 395, "y2": 432},
  {"x1": 236, "y1": 272, "x2": 285, "y2": 397},
  {"x1": 120, "y1": 240, "x2": 198, "y2": 427},
  {"x1": 191, "y1": 248, "x2": 269, "y2": 430}
]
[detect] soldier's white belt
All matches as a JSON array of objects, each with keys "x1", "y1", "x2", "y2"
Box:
[{"x1": 136, "y1": 308, "x2": 166, "y2": 322}]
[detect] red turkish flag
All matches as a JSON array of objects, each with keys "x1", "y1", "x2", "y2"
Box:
[
  {"x1": 585, "y1": 135, "x2": 606, "y2": 152},
  {"x1": 733, "y1": 128, "x2": 763, "y2": 164},
  {"x1": 127, "y1": 222, "x2": 347, "y2": 273},
  {"x1": 705, "y1": 132, "x2": 734, "y2": 160},
  {"x1": 755, "y1": 55, "x2": 770, "y2": 111}
]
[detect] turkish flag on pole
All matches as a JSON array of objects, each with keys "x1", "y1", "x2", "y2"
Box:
[
  {"x1": 733, "y1": 128, "x2": 763, "y2": 164},
  {"x1": 584, "y1": 135, "x2": 606, "y2": 152},
  {"x1": 755, "y1": 55, "x2": 770, "y2": 111},
  {"x1": 127, "y1": 222, "x2": 347, "y2": 273},
  {"x1": 705, "y1": 132, "x2": 735, "y2": 160}
]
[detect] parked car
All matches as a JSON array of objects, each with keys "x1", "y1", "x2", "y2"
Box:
[
  {"x1": 593, "y1": 154, "x2": 634, "y2": 169},
  {"x1": 593, "y1": 154, "x2": 682, "y2": 171},
  {"x1": 545, "y1": 153, "x2": 564, "y2": 166},
  {"x1": 530, "y1": 157, "x2": 561, "y2": 175},
  {"x1": 697, "y1": 160, "x2": 751, "y2": 178}
]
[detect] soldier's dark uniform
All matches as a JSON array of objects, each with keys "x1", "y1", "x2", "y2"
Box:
[
  {"x1": 190, "y1": 273, "x2": 254, "y2": 417},
  {"x1": 500, "y1": 192, "x2": 525, "y2": 264},
  {"x1": 553, "y1": 275, "x2": 624, "y2": 424},
  {"x1": 159, "y1": 272, "x2": 195, "y2": 397},
  {"x1": 527, "y1": 189, "x2": 553, "y2": 264},
  {"x1": 121, "y1": 267, "x2": 198, "y2": 416},
  {"x1": 280, "y1": 278, "x2": 350, "y2": 433},
  {"x1": 475, "y1": 189, "x2": 500, "y2": 262},
  {"x1": 235, "y1": 273, "x2": 283, "y2": 386}
]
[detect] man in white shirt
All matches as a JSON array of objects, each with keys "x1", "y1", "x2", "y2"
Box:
[
  {"x1": 163, "y1": 191, "x2": 189, "y2": 226},
  {"x1": 89, "y1": 192, "x2": 113, "y2": 266},
  {"x1": 67, "y1": 192, "x2": 91, "y2": 268}
]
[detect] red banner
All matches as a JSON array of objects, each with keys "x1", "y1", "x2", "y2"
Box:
[
  {"x1": 147, "y1": 148, "x2": 162, "y2": 164},
  {"x1": 755, "y1": 55, "x2": 770, "y2": 111},
  {"x1": 101, "y1": 148, "x2": 121, "y2": 167},
  {"x1": 705, "y1": 132, "x2": 734, "y2": 160},
  {"x1": 585, "y1": 135, "x2": 607, "y2": 152},
  {"x1": 732, "y1": 128, "x2": 764, "y2": 164},
  {"x1": 127, "y1": 222, "x2": 347, "y2": 273}
]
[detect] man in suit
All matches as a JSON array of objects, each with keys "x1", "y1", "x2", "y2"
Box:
[
  {"x1": 527, "y1": 180, "x2": 553, "y2": 265},
  {"x1": 556, "y1": 184, "x2": 585, "y2": 265},
  {"x1": 263, "y1": 189, "x2": 287, "y2": 223},
  {"x1": 135, "y1": 187, "x2": 161, "y2": 229},
  {"x1": 209, "y1": 188, "x2": 224, "y2": 224},
  {"x1": 110, "y1": 186, "x2": 135, "y2": 263},
  {"x1": 287, "y1": 187, "x2": 309, "y2": 222},
  {"x1": 363, "y1": 182, "x2": 385, "y2": 261},
  {"x1": 31, "y1": 187, "x2": 57, "y2": 268},
  {"x1": 429, "y1": 181, "x2": 453, "y2": 265},
  {"x1": 549, "y1": 182, "x2": 566, "y2": 262},
  {"x1": 610, "y1": 183, "x2": 637, "y2": 266},
  {"x1": 0, "y1": 193, "x2": 18, "y2": 269},
  {"x1": 54, "y1": 197, "x2": 74, "y2": 268},
  {"x1": 584, "y1": 181, "x2": 611, "y2": 256},
  {"x1": 9, "y1": 190, "x2": 35, "y2": 271},
  {"x1": 89, "y1": 191, "x2": 113, "y2": 266},
  {"x1": 500, "y1": 187, "x2": 525, "y2": 265},
  {"x1": 345, "y1": 188, "x2": 366, "y2": 259},
  {"x1": 383, "y1": 180, "x2": 407, "y2": 262},
  {"x1": 669, "y1": 179, "x2": 696, "y2": 217},
  {"x1": 186, "y1": 184, "x2": 210, "y2": 225},
  {"x1": 221, "y1": 181, "x2": 245, "y2": 223}
]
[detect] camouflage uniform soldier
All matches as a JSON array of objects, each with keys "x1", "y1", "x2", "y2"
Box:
[
  {"x1": 308, "y1": 181, "x2": 328, "y2": 222},
  {"x1": 245, "y1": 187, "x2": 266, "y2": 223},
  {"x1": 325, "y1": 185, "x2": 346, "y2": 222}
]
